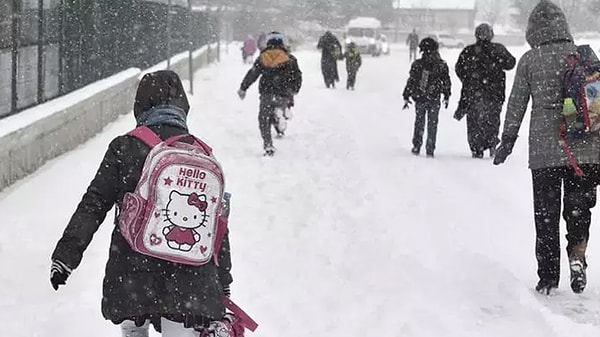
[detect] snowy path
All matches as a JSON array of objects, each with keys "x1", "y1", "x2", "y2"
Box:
[{"x1": 1, "y1": 43, "x2": 600, "y2": 336}]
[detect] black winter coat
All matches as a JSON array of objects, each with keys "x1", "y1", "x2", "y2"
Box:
[
  {"x1": 240, "y1": 45, "x2": 302, "y2": 98},
  {"x1": 455, "y1": 41, "x2": 516, "y2": 109},
  {"x1": 51, "y1": 122, "x2": 232, "y2": 330},
  {"x1": 344, "y1": 49, "x2": 362, "y2": 73},
  {"x1": 403, "y1": 54, "x2": 451, "y2": 103}
]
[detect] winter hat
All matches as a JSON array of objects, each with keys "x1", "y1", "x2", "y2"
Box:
[
  {"x1": 526, "y1": 0, "x2": 572, "y2": 48},
  {"x1": 134, "y1": 70, "x2": 190, "y2": 118},
  {"x1": 419, "y1": 37, "x2": 439, "y2": 54},
  {"x1": 266, "y1": 31, "x2": 285, "y2": 47},
  {"x1": 475, "y1": 23, "x2": 494, "y2": 42}
]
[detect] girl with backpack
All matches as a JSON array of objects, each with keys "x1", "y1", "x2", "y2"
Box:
[
  {"x1": 402, "y1": 37, "x2": 451, "y2": 158},
  {"x1": 494, "y1": 0, "x2": 600, "y2": 295},
  {"x1": 50, "y1": 70, "x2": 234, "y2": 337}
]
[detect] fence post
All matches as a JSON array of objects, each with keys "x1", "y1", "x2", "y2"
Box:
[
  {"x1": 188, "y1": 0, "x2": 193, "y2": 94},
  {"x1": 166, "y1": 0, "x2": 171, "y2": 69},
  {"x1": 10, "y1": 0, "x2": 20, "y2": 113},
  {"x1": 58, "y1": 0, "x2": 64, "y2": 95},
  {"x1": 37, "y1": 0, "x2": 45, "y2": 103}
]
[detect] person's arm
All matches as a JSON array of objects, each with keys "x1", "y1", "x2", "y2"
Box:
[
  {"x1": 403, "y1": 62, "x2": 419, "y2": 100},
  {"x1": 502, "y1": 56, "x2": 531, "y2": 139},
  {"x1": 440, "y1": 62, "x2": 451, "y2": 101},
  {"x1": 51, "y1": 138, "x2": 123, "y2": 270},
  {"x1": 455, "y1": 48, "x2": 469, "y2": 81},
  {"x1": 288, "y1": 56, "x2": 303, "y2": 95},
  {"x1": 240, "y1": 59, "x2": 263, "y2": 91},
  {"x1": 498, "y1": 44, "x2": 517, "y2": 71}
]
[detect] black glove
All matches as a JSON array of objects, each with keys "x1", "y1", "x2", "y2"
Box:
[
  {"x1": 453, "y1": 110, "x2": 466, "y2": 121},
  {"x1": 443, "y1": 96, "x2": 449, "y2": 109},
  {"x1": 222, "y1": 284, "x2": 231, "y2": 297},
  {"x1": 403, "y1": 98, "x2": 412, "y2": 110},
  {"x1": 493, "y1": 135, "x2": 518, "y2": 165},
  {"x1": 50, "y1": 260, "x2": 72, "y2": 291}
]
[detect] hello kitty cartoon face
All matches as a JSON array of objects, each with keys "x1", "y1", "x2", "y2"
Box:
[{"x1": 164, "y1": 191, "x2": 209, "y2": 229}]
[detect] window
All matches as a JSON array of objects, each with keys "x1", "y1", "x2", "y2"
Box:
[{"x1": 347, "y1": 28, "x2": 375, "y2": 38}]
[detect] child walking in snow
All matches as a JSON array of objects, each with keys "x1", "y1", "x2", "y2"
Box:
[
  {"x1": 402, "y1": 37, "x2": 451, "y2": 158},
  {"x1": 344, "y1": 42, "x2": 362, "y2": 90},
  {"x1": 237, "y1": 32, "x2": 303, "y2": 156},
  {"x1": 50, "y1": 70, "x2": 234, "y2": 337}
]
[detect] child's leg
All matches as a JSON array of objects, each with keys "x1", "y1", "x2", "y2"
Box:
[
  {"x1": 348, "y1": 71, "x2": 357, "y2": 88},
  {"x1": 121, "y1": 320, "x2": 150, "y2": 337},
  {"x1": 161, "y1": 318, "x2": 200, "y2": 337},
  {"x1": 258, "y1": 98, "x2": 276, "y2": 149},
  {"x1": 412, "y1": 102, "x2": 426, "y2": 150},
  {"x1": 425, "y1": 101, "x2": 441, "y2": 154}
]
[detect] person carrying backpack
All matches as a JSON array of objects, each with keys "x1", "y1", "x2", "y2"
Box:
[
  {"x1": 494, "y1": 0, "x2": 600, "y2": 295},
  {"x1": 455, "y1": 23, "x2": 516, "y2": 158},
  {"x1": 403, "y1": 37, "x2": 451, "y2": 158},
  {"x1": 317, "y1": 31, "x2": 342, "y2": 89},
  {"x1": 237, "y1": 32, "x2": 303, "y2": 156},
  {"x1": 343, "y1": 42, "x2": 362, "y2": 90},
  {"x1": 50, "y1": 70, "x2": 236, "y2": 337}
]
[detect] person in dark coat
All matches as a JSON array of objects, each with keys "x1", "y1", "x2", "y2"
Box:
[
  {"x1": 343, "y1": 42, "x2": 362, "y2": 90},
  {"x1": 403, "y1": 37, "x2": 451, "y2": 158},
  {"x1": 238, "y1": 32, "x2": 303, "y2": 156},
  {"x1": 406, "y1": 28, "x2": 419, "y2": 62},
  {"x1": 494, "y1": 0, "x2": 600, "y2": 295},
  {"x1": 50, "y1": 70, "x2": 233, "y2": 335},
  {"x1": 455, "y1": 23, "x2": 516, "y2": 158},
  {"x1": 317, "y1": 31, "x2": 342, "y2": 88}
]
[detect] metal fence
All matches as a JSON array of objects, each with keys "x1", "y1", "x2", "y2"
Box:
[{"x1": 0, "y1": 0, "x2": 219, "y2": 119}]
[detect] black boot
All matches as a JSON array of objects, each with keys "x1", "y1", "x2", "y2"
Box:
[
  {"x1": 570, "y1": 259, "x2": 587, "y2": 293},
  {"x1": 472, "y1": 151, "x2": 484, "y2": 159},
  {"x1": 535, "y1": 279, "x2": 558, "y2": 295}
]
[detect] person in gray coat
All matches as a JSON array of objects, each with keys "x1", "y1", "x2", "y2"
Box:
[{"x1": 494, "y1": 0, "x2": 600, "y2": 295}]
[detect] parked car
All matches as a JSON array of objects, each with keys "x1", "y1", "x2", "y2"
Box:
[{"x1": 428, "y1": 33, "x2": 465, "y2": 49}]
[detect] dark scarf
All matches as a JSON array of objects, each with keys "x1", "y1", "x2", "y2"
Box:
[{"x1": 135, "y1": 105, "x2": 188, "y2": 131}]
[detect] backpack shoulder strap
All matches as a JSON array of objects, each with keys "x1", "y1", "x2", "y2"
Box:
[{"x1": 127, "y1": 126, "x2": 163, "y2": 148}]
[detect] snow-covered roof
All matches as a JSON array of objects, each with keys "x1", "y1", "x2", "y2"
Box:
[
  {"x1": 393, "y1": 0, "x2": 476, "y2": 10},
  {"x1": 347, "y1": 17, "x2": 382, "y2": 29}
]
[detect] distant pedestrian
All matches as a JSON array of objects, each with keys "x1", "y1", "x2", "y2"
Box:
[{"x1": 406, "y1": 28, "x2": 419, "y2": 62}]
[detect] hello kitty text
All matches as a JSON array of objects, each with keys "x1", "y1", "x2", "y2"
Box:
[{"x1": 175, "y1": 167, "x2": 208, "y2": 191}]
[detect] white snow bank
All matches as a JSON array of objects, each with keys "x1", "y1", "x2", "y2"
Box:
[{"x1": 0, "y1": 68, "x2": 140, "y2": 139}]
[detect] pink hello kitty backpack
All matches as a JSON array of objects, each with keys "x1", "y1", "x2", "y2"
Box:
[{"x1": 118, "y1": 126, "x2": 227, "y2": 266}]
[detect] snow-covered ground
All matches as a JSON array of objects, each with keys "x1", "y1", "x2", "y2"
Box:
[{"x1": 2, "y1": 42, "x2": 600, "y2": 336}]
